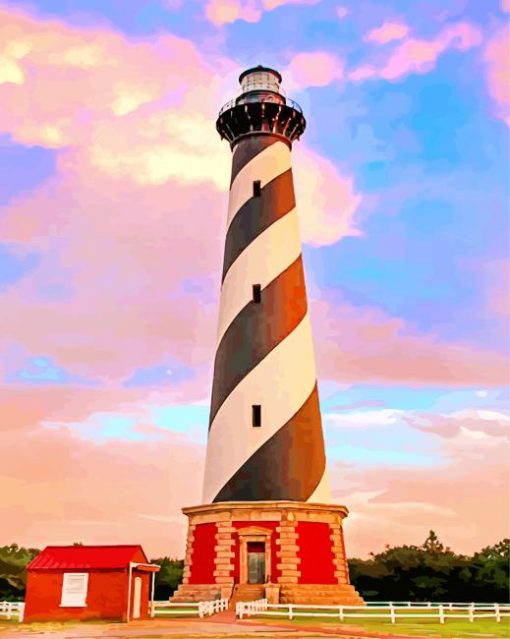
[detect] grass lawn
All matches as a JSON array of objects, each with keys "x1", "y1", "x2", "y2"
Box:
[
  {"x1": 249, "y1": 614, "x2": 510, "y2": 637},
  {"x1": 154, "y1": 606, "x2": 201, "y2": 618}
]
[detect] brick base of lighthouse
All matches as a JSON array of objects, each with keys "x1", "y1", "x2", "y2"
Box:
[{"x1": 171, "y1": 501, "x2": 364, "y2": 606}]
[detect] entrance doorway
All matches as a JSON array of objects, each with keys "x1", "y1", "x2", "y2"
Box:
[
  {"x1": 237, "y1": 527, "x2": 272, "y2": 584},
  {"x1": 247, "y1": 542, "x2": 265, "y2": 584}
]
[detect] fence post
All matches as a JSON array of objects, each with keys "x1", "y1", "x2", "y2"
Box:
[
  {"x1": 339, "y1": 606, "x2": 344, "y2": 621},
  {"x1": 390, "y1": 603, "x2": 396, "y2": 624},
  {"x1": 289, "y1": 604, "x2": 293, "y2": 620},
  {"x1": 407, "y1": 601, "x2": 411, "y2": 607},
  {"x1": 427, "y1": 601, "x2": 432, "y2": 608},
  {"x1": 19, "y1": 603, "x2": 25, "y2": 623},
  {"x1": 495, "y1": 603, "x2": 500, "y2": 623},
  {"x1": 438, "y1": 604, "x2": 444, "y2": 624},
  {"x1": 6, "y1": 604, "x2": 11, "y2": 621},
  {"x1": 468, "y1": 604, "x2": 474, "y2": 623}
]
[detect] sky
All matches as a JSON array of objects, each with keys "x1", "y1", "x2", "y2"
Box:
[{"x1": 0, "y1": 0, "x2": 509, "y2": 560}]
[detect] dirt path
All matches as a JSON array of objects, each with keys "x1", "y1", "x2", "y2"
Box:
[
  {"x1": 0, "y1": 617, "x2": 362, "y2": 639},
  {"x1": 0, "y1": 614, "x2": 441, "y2": 639}
]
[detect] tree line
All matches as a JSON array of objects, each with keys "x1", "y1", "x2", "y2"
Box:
[
  {"x1": 1, "y1": 532, "x2": 508, "y2": 602},
  {"x1": 348, "y1": 531, "x2": 509, "y2": 602}
]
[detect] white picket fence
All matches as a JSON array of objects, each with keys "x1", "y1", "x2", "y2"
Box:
[
  {"x1": 235, "y1": 598, "x2": 268, "y2": 618},
  {"x1": 236, "y1": 600, "x2": 510, "y2": 624},
  {"x1": 366, "y1": 600, "x2": 506, "y2": 608},
  {"x1": 151, "y1": 598, "x2": 228, "y2": 619},
  {"x1": 0, "y1": 602, "x2": 24, "y2": 622},
  {"x1": 198, "y1": 598, "x2": 229, "y2": 617}
]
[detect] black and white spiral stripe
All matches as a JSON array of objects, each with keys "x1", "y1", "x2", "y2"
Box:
[{"x1": 202, "y1": 136, "x2": 330, "y2": 504}]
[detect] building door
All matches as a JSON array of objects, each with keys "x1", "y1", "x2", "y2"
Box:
[
  {"x1": 247, "y1": 542, "x2": 265, "y2": 584},
  {"x1": 132, "y1": 576, "x2": 142, "y2": 619}
]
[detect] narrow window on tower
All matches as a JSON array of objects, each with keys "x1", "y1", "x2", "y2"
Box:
[
  {"x1": 253, "y1": 180, "x2": 261, "y2": 197},
  {"x1": 252, "y1": 404, "x2": 262, "y2": 427},
  {"x1": 252, "y1": 284, "x2": 261, "y2": 303}
]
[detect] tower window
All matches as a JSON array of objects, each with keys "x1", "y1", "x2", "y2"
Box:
[
  {"x1": 253, "y1": 180, "x2": 261, "y2": 197},
  {"x1": 252, "y1": 284, "x2": 261, "y2": 303},
  {"x1": 252, "y1": 405, "x2": 262, "y2": 427}
]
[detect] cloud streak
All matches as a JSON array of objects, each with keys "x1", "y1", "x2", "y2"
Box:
[{"x1": 350, "y1": 22, "x2": 482, "y2": 83}]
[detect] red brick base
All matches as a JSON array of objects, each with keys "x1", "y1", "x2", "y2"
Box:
[{"x1": 172, "y1": 501, "x2": 364, "y2": 605}]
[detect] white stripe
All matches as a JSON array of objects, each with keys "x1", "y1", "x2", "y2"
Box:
[
  {"x1": 227, "y1": 141, "x2": 291, "y2": 228},
  {"x1": 307, "y1": 470, "x2": 331, "y2": 503},
  {"x1": 202, "y1": 312, "x2": 317, "y2": 504},
  {"x1": 216, "y1": 209, "x2": 301, "y2": 346}
]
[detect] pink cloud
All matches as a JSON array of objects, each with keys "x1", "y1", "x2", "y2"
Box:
[
  {"x1": 262, "y1": 0, "x2": 320, "y2": 9},
  {"x1": 0, "y1": 386, "x2": 204, "y2": 557},
  {"x1": 0, "y1": 5, "x2": 362, "y2": 387},
  {"x1": 0, "y1": 146, "x2": 362, "y2": 382},
  {"x1": 204, "y1": 0, "x2": 320, "y2": 26},
  {"x1": 381, "y1": 22, "x2": 483, "y2": 81},
  {"x1": 0, "y1": 7, "x2": 235, "y2": 148},
  {"x1": 311, "y1": 297, "x2": 510, "y2": 386},
  {"x1": 332, "y1": 416, "x2": 509, "y2": 557},
  {"x1": 285, "y1": 51, "x2": 344, "y2": 89},
  {"x1": 483, "y1": 24, "x2": 510, "y2": 126},
  {"x1": 293, "y1": 145, "x2": 362, "y2": 245},
  {"x1": 336, "y1": 6, "x2": 349, "y2": 20},
  {"x1": 0, "y1": 166, "x2": 222, "y2": 383},
  {"x1": 349, "y1": 21, "x2": 482, "y2": 83},
  {"x1": 348, "y1": 65, "x2": 377, "y2": 82},
  {"x1": 405, "y1": 409, "x2": 510, "y2": 439},
  {"x1": 205, "y1": 0, "x2": 261, "y2": 26},
  {"x1": 2, "y1": 387, "x2": 508, "y2": 560},
  {"x1": 365, "y1": 20, "x2": 409, "y2": 45},
  {"x1": 479, "y1": 258, "x2": 510, "y2": 317}
]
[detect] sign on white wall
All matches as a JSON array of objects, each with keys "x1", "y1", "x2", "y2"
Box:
[{"x1": 60, "y1": 573, "x2": 89, "y2": 607}]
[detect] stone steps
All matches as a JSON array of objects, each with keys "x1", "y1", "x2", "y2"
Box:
[
  {"x1": 170, "y1": 584, "x2": 221, "y2": 602},
  {"x1": 280, "y1": 584, "x2": 365, "y2": 606},
  {"x1": 280, "y1": 597, "x2": 364, "y2": 605},
  {"x1": 229, "y1": 584, "x2": 265, "y2": 609}
]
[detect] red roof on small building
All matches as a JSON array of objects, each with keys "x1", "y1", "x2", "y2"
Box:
[{"x1": 28, "y1": 545, "x2": 149, "y2": 571}]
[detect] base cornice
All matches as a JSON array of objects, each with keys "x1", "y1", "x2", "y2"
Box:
[{"x1": 182, "y1": 500, "x2": 349, "y2": 518}]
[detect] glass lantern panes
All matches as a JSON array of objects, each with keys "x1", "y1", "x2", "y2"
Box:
[{"x1": 241, "y1": 71, "x2": 280, "y2": 94}]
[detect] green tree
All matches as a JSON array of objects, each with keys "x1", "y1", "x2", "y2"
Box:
[
  {"x1": 469, "y1": 539, "x2": 510, "y2": 602},
  {"x1": 150, "y1": 557, "x2": 184, "y2": 599},
  {"x1": 0, "y1": 544, "x2": 40, "y2": 601},
  {"x1": 348, "y1": 532, "x2": 510, "y2": 603}
]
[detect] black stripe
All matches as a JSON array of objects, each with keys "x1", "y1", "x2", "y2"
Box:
[
  {"x1": 209, "y1": 255, "x2": 307, "y2": 428},
  {"x1": 230, "y1": 135, "x2": 281, "y2": 186},
  {"x1": 222, "y1": 169, "x2": 295, "y2": 283},
  {"x1": 213, "y1": 383, "x2": 326, "y2": 502}
]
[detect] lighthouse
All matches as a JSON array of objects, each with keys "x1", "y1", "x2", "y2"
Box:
[{"x1": 172, "y1": 66, "x2": 363, "y2": 606}]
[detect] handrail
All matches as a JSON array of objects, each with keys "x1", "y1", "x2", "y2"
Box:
[{"x1": 218, "y1": 96, "x2": 303, "y2": 116}]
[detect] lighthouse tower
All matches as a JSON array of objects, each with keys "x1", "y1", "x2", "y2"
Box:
[{"x1": 172, "y1": 67, "x2": 363, "y2": 606}]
